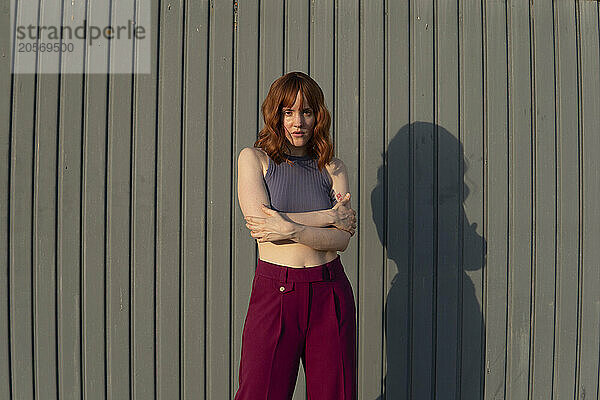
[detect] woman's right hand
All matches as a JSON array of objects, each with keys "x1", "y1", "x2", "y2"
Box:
[{"x1": 331, "y1": 193, "x2": 357, "y2": 236}]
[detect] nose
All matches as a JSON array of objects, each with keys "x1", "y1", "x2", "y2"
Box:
[{"x1": 292, "y1": 112, "x2": 303, "y2": 126}]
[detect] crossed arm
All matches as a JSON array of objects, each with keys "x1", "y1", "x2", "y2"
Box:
[
  {"x1": 237, "y1": 147, "x2": 355, "y2": 252},
  {"x1": 279, "y1": 208, "x2": 337, "y2": 228}
]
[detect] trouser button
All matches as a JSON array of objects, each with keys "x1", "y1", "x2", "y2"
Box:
[{"x1": 279, "y1": 286, "x2": 285, "y2": 292}]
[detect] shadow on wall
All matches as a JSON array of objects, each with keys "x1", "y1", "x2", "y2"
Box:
[{"x1": 372, "y1": 122, "x2": 486, "y2": 400}]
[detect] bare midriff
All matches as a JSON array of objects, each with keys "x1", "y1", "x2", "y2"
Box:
[
  {"x1": 258, "y1": 242, "x2": 338, "y2": 268},
  {"x1": 256, "y1": 149, "x2": 339, "y2": 269}
]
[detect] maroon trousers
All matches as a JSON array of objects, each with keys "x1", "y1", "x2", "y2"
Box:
[{"x1": 235, "y1": 254, "x2": 357, "y2": 400}]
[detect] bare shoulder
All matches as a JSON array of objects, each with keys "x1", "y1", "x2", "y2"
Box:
[
  {"x1": 239, "y1": 146, "x2": 268, "y2": 177},
  {"x1": 326, "y1": 156, "x2": 348, "y2": 176}
]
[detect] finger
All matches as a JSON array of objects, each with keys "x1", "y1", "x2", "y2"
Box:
[
  {"x1": 261, "y1": 204, "x2": 275, "y2": 214},
  {"x1": 248, "y1": 218, "x2": 266, "y2": 225},
  {"x1": 245, "y1": 216, "x2": 266, "y2": 224},
  {"x1": 337, "y1": 193, "x2": 350, "y2": 204}
]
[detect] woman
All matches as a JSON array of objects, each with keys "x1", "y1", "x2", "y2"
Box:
[{"x1": 235, "y1": 71, "x2": 358, "y2": 399}]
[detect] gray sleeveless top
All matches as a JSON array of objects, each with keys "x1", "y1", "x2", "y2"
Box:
[{"x1": 264, "y1": 153, "x2": 336, "y2": 213}]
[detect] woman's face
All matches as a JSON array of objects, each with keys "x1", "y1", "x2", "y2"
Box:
[{"x1": 281, "y1": 91, "x2": 315, "y2": 152}]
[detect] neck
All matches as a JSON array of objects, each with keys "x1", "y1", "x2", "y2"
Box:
[{"x1": 283, "y1": 145, "x2": 310, "y2": 157}]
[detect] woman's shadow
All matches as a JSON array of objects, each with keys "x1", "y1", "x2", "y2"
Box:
[{"x1": 372, "y1": 122, "x2": 486, "y2": 399}]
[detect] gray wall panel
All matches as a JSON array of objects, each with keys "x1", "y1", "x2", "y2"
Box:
[
  {"x1": 530, "y1": 1, "x2": 558, "y2": 399},
  {"x1": 130, "y1": 0, "x2": 159, "y2": 398},
  {"x1": 383, "y1": 0, "x2": 410, "y2": 399},
  {"x1": 259, "y1": 0, "x2": 284, "y2": 106},
  {"x1": 411, "y1": 0, "x2": 436, "y2": 398},
  {"x1": 33, "y1": 1, "x2": 61, "y2": 399},
  {"x1": 459, "y1": 0, "x2": 486, "y2": 399},
  {"x1": 82, "y1": 8, "x2": 112, "y2": 391},
  {"x1": 506, "y1": 0, "x2": 533, "y2": 398},
  {"x1": 359, "y1": 0, "x2": 385, "y2": 398},
  {"x1": 81, "y1": 3, "x2": 111, "y2": 400},
  {"x1": 553, "y1": 2, "x2": 580, "y2": 399},
  {"x1": 285, "y1": 0, "x2": 309, "y2": 73},
  {"x1": 207, "y1": 0, "x2": 233, "y2": 398},
  {"x1": 232, "y1": 0, "x2": 259, "y2": 396},
  {"x1": 0, "y1": 0, "x2": 11, "y2": 396},
  {"x1": 81, "y1": 76, "x2": 107, "y2": 400},
  {"x1": 156, "y1": 0, "x2": 183, "y2": 397},
  {"x1": 10, "y1": 71, "x2": 35, "y2": 400},
  {"x1": 577, "y1": 3, "x2": 600, "y2": 399},
  {"x1": 107, "y1": 2, "x2": 136, "y2": 399},
  {"x1": 435, "y1": 0, "x2": 461, "y2": 397},
  {"x1": 182, "y1": 0, "x2": 209, "y2": 399},
  {"x1": 334, "y1": 0, "x2": 360, "y2": 302},
  {"x1": 57, "y1": 72, "x2": 83, "y2": 400},
  {"x1": 483, "y1": 0, "x2": 510, "y2": 398},
  {"x1": 2, "y1": 0, "x2": 600, "y2": 399}
]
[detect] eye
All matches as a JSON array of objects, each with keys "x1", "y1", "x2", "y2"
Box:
[
  {"x1": 283, "y1": 110, "x2": 293, "y2": 116},
  {"x1": 303, "y1": 109, "x2": 313, "y2": 115}
]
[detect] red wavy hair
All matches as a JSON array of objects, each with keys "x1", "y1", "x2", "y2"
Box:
[{"x1": 254, "y1": 71, "x2": 333, "y2": 171}]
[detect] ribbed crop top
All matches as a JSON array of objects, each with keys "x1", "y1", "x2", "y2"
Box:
[{"x1": 264, "y1": 153, "x2": 336, "y2": 213}]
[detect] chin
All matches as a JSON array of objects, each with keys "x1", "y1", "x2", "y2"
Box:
[
  {"x1": 290, "y1": 135, "x2": 312, "y2": 143},
  {"x1": 287, "y1": 138, "x2": 307, "y2": 146}
]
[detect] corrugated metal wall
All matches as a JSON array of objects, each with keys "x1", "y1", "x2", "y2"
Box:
[{"x1": 1, "y1": 0, "x2": 599, "y2": 399}]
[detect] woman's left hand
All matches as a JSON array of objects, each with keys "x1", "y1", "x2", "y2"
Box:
[{"x1": 245, "y1": 204, "x2": 299, "y2": 243}]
